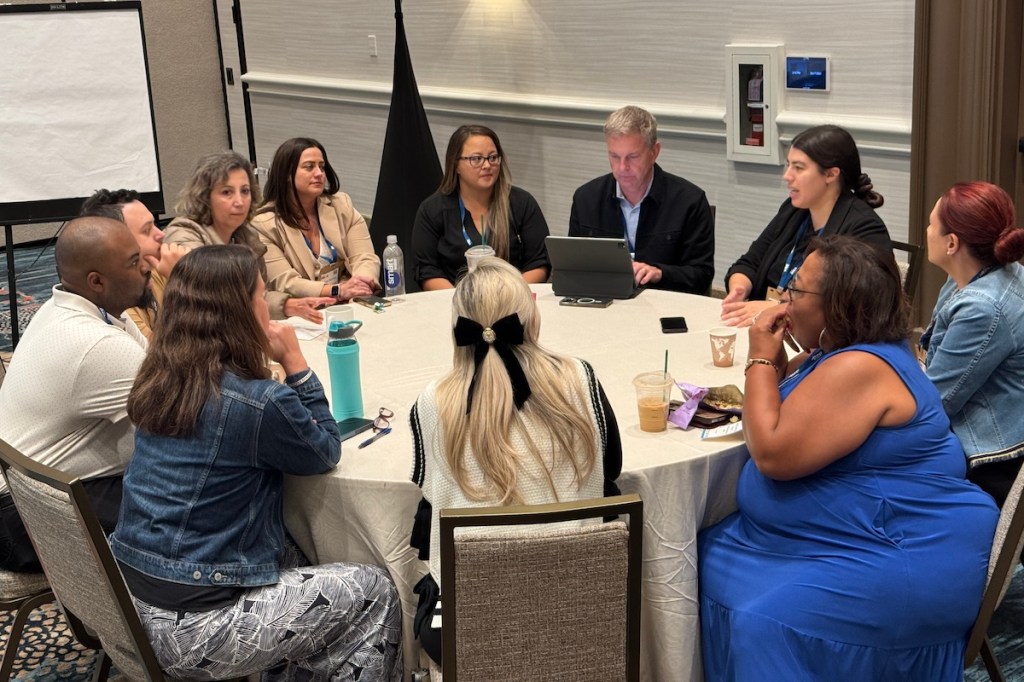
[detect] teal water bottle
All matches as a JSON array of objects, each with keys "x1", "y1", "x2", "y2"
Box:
[{"x1": 326, "y1": 323, "x2": 364, "y2": 420}]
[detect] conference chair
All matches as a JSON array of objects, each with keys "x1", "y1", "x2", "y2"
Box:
[
  {"x1": 705, "y1": 206, "x2": 717, "y2": 296},
  {"x1": 0, "y1": 569, "x2": 52, "y2": 681},
  {"x1": 964, "y1": 461, "x2": 1024, "y2": 682},
  {"x1": 890, "y1": 239, "x2": 923, "y2": 302},
  {"x1": 433, "y1": 494, "x2": 643, "y2": 682},
  {"x1": 0, "y1": 437, "x2": 166, "y2": 681}
]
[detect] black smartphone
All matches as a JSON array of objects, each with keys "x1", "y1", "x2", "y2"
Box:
[
  {"x1": 559, "y1": 296, "x2": 613, "y2": 308},
  {"x1": 337, "y1": 417, "x2": 374, "y2": 442},
  {"x1": 353, "y1": 295, "x2": 392, "y2": 309},
  {"x1": 660, "y1": 316, "x2": 688, "y2": 333}
]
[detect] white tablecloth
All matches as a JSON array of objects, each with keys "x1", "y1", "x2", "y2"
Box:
[{"x1": 283, "y1": 284, "x2": 750, "y2": 682}]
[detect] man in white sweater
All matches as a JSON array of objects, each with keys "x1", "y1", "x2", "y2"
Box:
[{"x1": 0, "y1": 216, "x2": 151, "y2": 571}]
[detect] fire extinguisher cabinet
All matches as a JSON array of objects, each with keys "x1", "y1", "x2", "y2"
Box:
[{"x1": 725, "y1": 44, "x2": 783, "y2": 165}]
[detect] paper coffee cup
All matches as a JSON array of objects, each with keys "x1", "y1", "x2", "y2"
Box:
[{"x1": 709, "y1": 327, "x2": 738, "y2": 367}]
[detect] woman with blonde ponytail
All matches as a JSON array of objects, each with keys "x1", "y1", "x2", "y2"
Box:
[{"x1": 407, "y1": 257, "x2": 622, "y2": 665}]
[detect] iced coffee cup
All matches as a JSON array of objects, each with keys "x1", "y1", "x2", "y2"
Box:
[
  {"x1": 633, "y1": 371, "x2": 673, "y2": 433},
  {"x1": 709, "y1": 327, "x2": 738, "y2": 367}
]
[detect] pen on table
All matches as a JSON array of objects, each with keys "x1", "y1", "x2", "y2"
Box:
[{"x1": 358, "y1": 427, "x2": 392, "y2": 449}]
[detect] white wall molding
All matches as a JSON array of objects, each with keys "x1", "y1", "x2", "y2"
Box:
[{"x1": 243, "y1": 71, "x2": 910, "y2": 156}]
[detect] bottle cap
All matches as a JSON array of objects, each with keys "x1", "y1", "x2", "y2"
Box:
[{"x1": 386, "y1": 234, "x2": 397, "y2": 244}]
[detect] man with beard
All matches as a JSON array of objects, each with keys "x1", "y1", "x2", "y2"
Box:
[
  {"x1": 80, "y1": 189, "x2": 189, "y2": 339},
  {"x1": 0, "y1": 216, "x2": 151, "y2": 571}
]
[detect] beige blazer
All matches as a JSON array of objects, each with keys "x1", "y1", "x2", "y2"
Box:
[
  {"x1": 163, "y1": 217, "x2": 291, "y2": 320},
  {"x1": 251, "y1": 193, "x2": 381, "y2": 299}
]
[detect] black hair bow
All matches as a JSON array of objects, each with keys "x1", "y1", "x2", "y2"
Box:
[{"x1": 454, "y1": 313, "x2": 532, "y2": 414}]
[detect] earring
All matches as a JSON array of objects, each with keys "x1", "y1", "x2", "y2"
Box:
[{"x1": 818, "y1": 328, "x2": 827, "y2": 348}]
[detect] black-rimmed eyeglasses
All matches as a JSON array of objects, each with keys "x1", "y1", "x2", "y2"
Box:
[
  {"x1": 458, "y1": 153, "x2": 501, "y2": 168},
  {"x1": 782, "y1": 284, "x2": 822, "y2": 300}
]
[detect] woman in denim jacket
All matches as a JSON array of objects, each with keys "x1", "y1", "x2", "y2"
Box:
[
  {"x1": 109, "y1": 245, "x2": 402, "y2": 681},
  {"x1": 922, "y1": 181, "x2": 1024, "y2": 505}
]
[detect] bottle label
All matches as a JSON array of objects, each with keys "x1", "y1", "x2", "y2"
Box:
[{"x1": 385, "y1": 258, "x2": 401, "y2": 288}]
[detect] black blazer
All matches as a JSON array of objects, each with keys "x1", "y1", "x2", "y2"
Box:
[
  {"x1": 726, "y1": 193, "x2": 891, "y2": 299},
  {"x1": 568, "y1": 164, "x2": 715, "y2": 294}
]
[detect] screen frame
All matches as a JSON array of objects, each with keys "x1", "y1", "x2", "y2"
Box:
[
  {"x1": 785, "y1": 56, "x2": 831, "y2": 92},
  {"x1": 0, "y1": 1, "x2": 163, "y2": 225}
]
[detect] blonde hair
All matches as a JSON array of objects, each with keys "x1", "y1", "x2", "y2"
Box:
[
  {"x1": 434, "y1": 258, "x2": 597, "y2": 505},
  {"x1": 604, "y1": 105, "x2": 658, "y2": 148},
  {"x1": 438, "y1": 125, "x2": 513, "y2": 262}
]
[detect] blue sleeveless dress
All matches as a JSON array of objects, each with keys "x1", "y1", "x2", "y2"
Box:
[{"x1": 698, "y1": 342, "x2": 998, "y2": 681}]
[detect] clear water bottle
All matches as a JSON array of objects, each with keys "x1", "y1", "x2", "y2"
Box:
[{"x1": 383, "y1": 235, "x2": 405, "y2": 299}]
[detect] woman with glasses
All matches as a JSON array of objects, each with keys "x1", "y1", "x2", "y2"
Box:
[
  {"x1": 110, "y1": 245, "x2": 402, "y2": 681},
  {"x1": 252, "y1": 138, "x2": 381, "y2": 304},
  {"x1": 411, "y1": 125, "x2": 551, "y2": 289},
  {"x1": 921, "y1": 181, "x2": 1024, "y2": 506},
  {"x1": 721, "y1": 125, "x2": 891, "y2": 327},
  {"x1": 407, "y1": 257, "x2": 622, "y2": 666},
  {"x1": 699, "y1": 235, "x2": 997, "y2": 681}
]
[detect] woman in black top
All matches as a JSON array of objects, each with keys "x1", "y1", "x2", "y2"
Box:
[
  {"x1": 721, "y1": 125, "x2": 891, "y2": 327},
  {"x1": 411, "y1": 125, "x2": 550, "y2": 289}
]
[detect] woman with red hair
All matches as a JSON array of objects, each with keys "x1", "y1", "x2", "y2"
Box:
[{"x1": 922, "y1": 181, "x2": 1024, "y2": 504}]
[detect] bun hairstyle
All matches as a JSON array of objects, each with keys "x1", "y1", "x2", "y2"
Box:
[
  {"x1": 939, "y1": 182, "x2": 1024, "y2": 266},
  {"x1": 791, "y1": 125, "x2": 884, "y2": 209}
]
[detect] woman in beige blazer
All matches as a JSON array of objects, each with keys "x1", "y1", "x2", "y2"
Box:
[
  {"x1": 164, "y1": 150, "x2": 333, "y2": 322},
  {"x1": 252, "y1": 138, "x2": 381, "y2": 303}
]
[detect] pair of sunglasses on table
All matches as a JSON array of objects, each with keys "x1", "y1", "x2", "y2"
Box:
[{"x1": 357, "y1": 408, "x2": 395, "y2": 449}]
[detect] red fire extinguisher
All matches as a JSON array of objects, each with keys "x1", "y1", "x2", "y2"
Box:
[{"x1": 750, "y1": 112, "x2": 764, "y2": 146}]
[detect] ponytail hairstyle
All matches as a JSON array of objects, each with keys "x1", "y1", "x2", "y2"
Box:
[
  {"x1": 939, "y1": 181, "x2": 1024, "y2": 266},
  {"x1": 791, "y1": 125, "x2": 884, "y2": 209},
  {"x1": 433, "y1": 258, "x2": 597, "y2": 505}
]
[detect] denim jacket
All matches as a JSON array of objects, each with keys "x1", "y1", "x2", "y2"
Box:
[
  {"x1": 110, "y1": 370, "x2": 340, "y2": 587},
  {"x1": 923, "y1": 263, "x2": 1024, "y2": 468}
]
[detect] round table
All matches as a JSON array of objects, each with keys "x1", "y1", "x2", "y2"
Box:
[{"x1": 284, "y1": 284, "x2": 750, "y2": 682}]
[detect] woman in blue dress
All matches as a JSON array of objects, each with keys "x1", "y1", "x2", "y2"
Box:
[{"x1": 699, "y1": 235, "x2": 998, "y2": 681}]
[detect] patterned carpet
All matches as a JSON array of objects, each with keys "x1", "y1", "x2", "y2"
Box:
[
  {"x1": 0, "y1": 240, "x2": 60, "y2": 353},
  {"x1": 1, "y1": 599, "x2": 115, "y2": 680}
]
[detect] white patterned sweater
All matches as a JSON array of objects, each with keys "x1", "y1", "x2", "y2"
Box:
[{"x1": 409, "y1": 358, "x2": 621, "y2": 582}]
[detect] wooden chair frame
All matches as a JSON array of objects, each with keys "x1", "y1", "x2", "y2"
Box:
[
  {"x1": 890, "y1": 239, "x2": 923, "y2": 301},
  {"x1": 964, "y1": 463, "x2": 1024, "y2": 682},
  {"x1": 0, "y1": 438, "x2": 165, "y2": 681}
]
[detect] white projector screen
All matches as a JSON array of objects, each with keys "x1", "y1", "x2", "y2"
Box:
[{"x1": 0, "y1": 1, "x2": 162, "y2": 224}]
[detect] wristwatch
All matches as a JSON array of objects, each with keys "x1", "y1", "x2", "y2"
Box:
[{"x1": 330, "y1": 284, "x2": 340, "y2": 298}]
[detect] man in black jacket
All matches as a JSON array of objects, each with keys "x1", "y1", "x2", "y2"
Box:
[{"x1": 568, "y1": 105, "x2": 715, "y2": 294}]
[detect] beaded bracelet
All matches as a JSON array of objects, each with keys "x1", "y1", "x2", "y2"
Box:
[{"x1": 744, "y1": 358, "x2": 779, "y2": 375}]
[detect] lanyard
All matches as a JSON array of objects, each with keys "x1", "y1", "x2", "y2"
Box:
[
  {"x1": 458, "y1": 196, "x2": 487, "y2": 247},
  {"x1": 778, "y1": 347, "x2": 825, "y2": 391},
  {"x1": 302, "y1": 219, "x2": 338, "y2": 264},
  {"x1": 777, "y1": 215, "x2": 815, "y2": 290}
]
